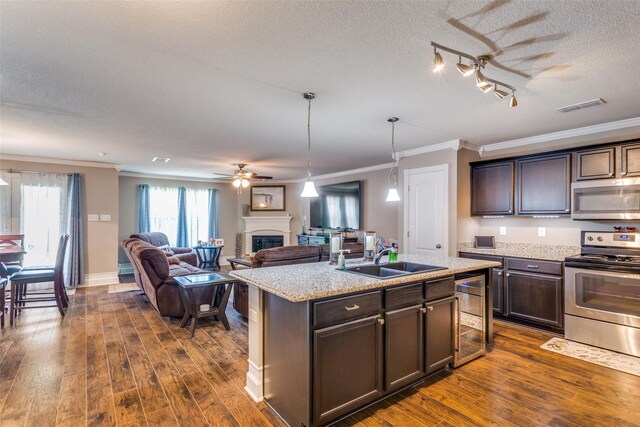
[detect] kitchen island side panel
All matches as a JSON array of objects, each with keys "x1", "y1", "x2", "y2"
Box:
[{"x1": 264, "y1": 292, "x2": 312, "y2": 427}]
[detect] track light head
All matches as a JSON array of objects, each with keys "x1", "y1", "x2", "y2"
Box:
[
  {"x1": 475, "y1": 70, "x2": 488, "y2": 87},
  {"x1": 510, "y1": 92, "x2": 518, "y2": 108},
  {"x1": 494, "y1": 88, "x2": 509, "y2": 99},
  {"x1": 478, "y1": 82, "x2": 493, "y2": 93},
  {"x1": 456, "y1": 56, "x2": 475, "y2": 77},
  {"x1": 433, "y1": 50, "x2": 444, "y2": 72}
]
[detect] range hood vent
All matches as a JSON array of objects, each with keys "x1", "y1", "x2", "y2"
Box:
[{"x1": 556, "y1": 98, "x2": 606, "y2": 113}]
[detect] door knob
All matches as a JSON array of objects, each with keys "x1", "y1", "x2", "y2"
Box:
[{"x1": 435, "y1": 244, "x2": 442, "y2": 249}]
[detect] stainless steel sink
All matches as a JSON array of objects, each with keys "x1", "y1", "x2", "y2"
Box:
[{"x1": 345, "y1": 262, "x2": 446, "y2": 278}]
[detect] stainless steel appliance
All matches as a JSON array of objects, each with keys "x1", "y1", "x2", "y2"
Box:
[
  {"x1": 572, "y1": 177, "x2": 640, "y2": 220},
  {"x1": 453, "y1": 275, "x2": 486, "y2": 367},
  {"x1": 564, "y1": 231, "x2": 640, "y2": 356}
]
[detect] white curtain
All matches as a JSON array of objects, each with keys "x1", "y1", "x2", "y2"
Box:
[
  {"x1": 148, "y1": 186, "x2": 179, "y2": 245},
  {"x1": 185, "y1": 188, "x2": 210, "y2": 246},
  {"x1": 20, "y1": 173, "x2": 68, "y2": 266}
]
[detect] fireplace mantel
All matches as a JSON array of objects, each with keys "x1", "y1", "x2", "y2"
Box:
[{"x1": 242, "y1": 216, "x2": 293, "y2": 252}]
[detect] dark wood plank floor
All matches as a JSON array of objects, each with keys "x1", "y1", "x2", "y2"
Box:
[{"x1": 1, "y1": 286, "x2": 639, "y2": 427}]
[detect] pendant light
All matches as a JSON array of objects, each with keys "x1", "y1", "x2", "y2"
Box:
[
  {"x1": 0, "y1": 177, "x2": 7, "y2": 186},
  {"x1": 301, "y1": 92, "x2": 319, "y2": 198},
  {"x1": 386, "y1": 117, "x2": 401, "y2": 202}
]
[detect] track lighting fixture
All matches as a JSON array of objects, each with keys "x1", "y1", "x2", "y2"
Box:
[{"x1": 431, "y1": 41, "x2": 518, "y2": 107}]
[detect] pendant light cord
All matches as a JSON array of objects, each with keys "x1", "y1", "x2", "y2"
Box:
[
  {"x1": 388, "y1": 120, "x2": 398, "y2": 187},
  {"x1": 307, "y1": 97, "x2": 312, "y2": 180}
]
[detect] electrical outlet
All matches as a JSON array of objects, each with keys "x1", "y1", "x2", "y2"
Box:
[
  {"x1": 499, "y1": 226, "x2": 507, "y2": 236},
  {"x1": 538, "y1": 227, "x2": 546, "y2": 237}
]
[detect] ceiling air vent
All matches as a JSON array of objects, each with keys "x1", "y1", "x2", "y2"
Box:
[
  {"x1": 556, "y1": 98, "x2": 606, "y2": 113},
  {"x1": 152, "y1": 157, "x2": 170, "y2": 163}
]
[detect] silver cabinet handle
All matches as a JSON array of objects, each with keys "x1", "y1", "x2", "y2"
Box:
[
  {"x1": 427, "y1": 306, "x2": 434, "y2": 312},
  {"x1": 506, "y1": 273, "x2": 511, "y2": 277},
  {"x1": 526, "y1": 265, "x2": 539, "y2": 269},
  {"x1": 377, "y1": 318, "x2": 385, "y2": 325},
  {"x1": 498, "y1": 271, "x2": 503, "y2": 276},
  {"x1": 565, "y1": 208, "x2": 570, "y2": 212},
  {"x1": 420, "y1": 307, "x2": 427, "y2": 314},
  {"x1": 344, "y1": 304, "x2": 360, "y2": 311}
]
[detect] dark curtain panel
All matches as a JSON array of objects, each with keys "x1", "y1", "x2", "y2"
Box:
[
  {"x1": 208, "y1": 188, "x2": 218, "y2": 239},
  {"x1": 65, "y1": 173, "x2": 84, "y2": 287},
  {"x1": 176, "y1": 187, "x2": 188, "y2": 247},
  {"x1": 138, "y1": 184, "x2": 150, "y2": 233}
]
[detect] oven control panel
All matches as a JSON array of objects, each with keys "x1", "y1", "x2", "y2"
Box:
[{"x1": 583, "y1": 232, "x2": 640, "y2": 248}]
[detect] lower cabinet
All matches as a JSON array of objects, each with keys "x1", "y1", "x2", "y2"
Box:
[
  {"x1": 313, "y1": 315, "x2": 384, "y2": 426},
  {"x1": 425, "y1": 296, "x2": 456, "y2": 373},
  {"x1": 505, "y1": 271, "x2": 563, "y2": 328},
  {"x1": 493, "y1": 269, "x2": 504, "y2": 315},
  {"x1": 385, "y1": 304, "x2": 425, "y2": 391}
]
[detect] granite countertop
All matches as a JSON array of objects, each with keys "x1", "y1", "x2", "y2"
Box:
[
  {"x1": 228, "y1": 254, "x2": 499, "y2": 303},
  {"x1": 458, "y1": 242, "x2": 580, "y2": 262}
]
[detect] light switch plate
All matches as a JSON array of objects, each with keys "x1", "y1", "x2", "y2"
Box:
[
  {"x1": 99, "y1": 214, "x2": 111, "y2": 222},
  {"x1": 499, "y1": 226, "x2": 507, "y2": 236},
  {"x1": 538, "y1": 227, "x2": 546, "y2": 237},
  {"x1": 88, "y1": 214, "x2": 99, "y2": 221}
]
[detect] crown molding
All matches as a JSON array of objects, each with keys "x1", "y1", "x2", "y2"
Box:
[
  {"x1": 0, "y1": 153, "x2": 121, "y2": 170},
  {"x1": 479, "y1": 117, "x2": 640, "y2": 155},
  {"x1": 118, "y1": 171, "x2": 225, "y2": 183},
  {"x1": 396, "y1": 139, "x2": 479, "y2": 159}
]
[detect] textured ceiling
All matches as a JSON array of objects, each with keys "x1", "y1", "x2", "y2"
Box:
[{"x1": 1, "y1": 1, "x2": 640, "y2": 179}]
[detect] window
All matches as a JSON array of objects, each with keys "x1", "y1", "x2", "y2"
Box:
[{"x1": 144, "y1": 185, "x2": 216, "y2": 247}]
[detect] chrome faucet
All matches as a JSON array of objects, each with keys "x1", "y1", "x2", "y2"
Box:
[{"x1": 374, "y1": 248, "x2": 393, "y2": 265}]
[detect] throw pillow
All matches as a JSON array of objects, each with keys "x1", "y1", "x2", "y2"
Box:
[
  {"x1": 157, "y1": 244, "x2": 175, "y2": 256},
  {"x1": 167, "y1": 256, "x2": 181, "y2": 265}
]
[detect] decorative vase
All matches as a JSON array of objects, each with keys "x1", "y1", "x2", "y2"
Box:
[
  {"x1": 242, "y1": 204, "x2": 250, "y2": 217},
  {"x1": 235, "y1": 233, "x2": 243, "y2": 258}
]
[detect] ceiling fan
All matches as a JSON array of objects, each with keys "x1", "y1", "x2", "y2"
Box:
[{"x1": 220, "y1": 163, "x2": 273, "y2": 189}]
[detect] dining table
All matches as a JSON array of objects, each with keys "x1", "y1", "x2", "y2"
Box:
[{"x1": 0, "y1": 245, "x2": 27, "y2": 265}]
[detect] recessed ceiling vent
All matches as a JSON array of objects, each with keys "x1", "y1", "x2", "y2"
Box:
[
  {"x1": 152, "y1": 157, "x2": 170, "y2": 163},
  {"x1": 556, "y1": 98, "x2": 606, "y2": 113}
]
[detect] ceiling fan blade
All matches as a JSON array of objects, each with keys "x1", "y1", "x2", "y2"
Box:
[{"x1": 252, "y1": 175, "x2": 273, "y2": 180}]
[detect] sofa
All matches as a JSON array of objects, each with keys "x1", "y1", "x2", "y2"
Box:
[
  {"x1": 121, "y1": 238, "x2": 218, "y2": 318},
  {"x1": 130, "y1": 232, "x2": 197, "y2": 266},
  {"x1": 233, "y1": 242, "x2": 365, "y2": 317}
]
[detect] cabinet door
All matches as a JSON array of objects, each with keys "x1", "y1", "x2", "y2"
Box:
[
  {"x1": 505, "y1": 271, "x2": 563, "y2": 328},
  {"x1": 575, "y1": 147, "x2": 615, "y2": 181},
  {"x1": 471, "y1": 162, "x2": 515, "y2": 216},
  {"x1": 385, "y1": 304, "x2": 425, "y2": 391},
  {"x1": 493, "y1": 268, "x2": 504, "y2": 315},
  {"x1": 297, "y1": 235, "x2": 309, "y2": 245},
  {"x1": 517, "y1": 154, "x2": 571, "y2": 215},
  {"x1": 621, "y1": 143, "x2": 640, "y2": 177},
  {"x1": 313, "y1": 315, "x2": 383, "y2": 425},
  {"x1": 425, "y1": 297, "x2": 455, "y2": 374}
]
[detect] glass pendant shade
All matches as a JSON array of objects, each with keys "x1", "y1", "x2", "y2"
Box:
[
  {"x1": 456, "y1": 62, "x2": 475, "y2": 77},
  {"x1": 232, "y1": 178, "x2": 241, "y2": 188},
  {"x1": 241, "y1": 178, "x2": 250, "y2": 188},
  {"x1": 301, "y1": 180, "x2": 318, "y2": 197},
  {"x1": 386, "y1": 188, "x2": 400, "y2": 202},
  {"x1": 510, "y1": 94, "x2": 518, "y2": 108},
  {"x1": 433, "y1": 52, "x2": 444, "y2": 72}
]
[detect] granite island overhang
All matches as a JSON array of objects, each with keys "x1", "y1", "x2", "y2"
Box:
[{"x1": 229, "y1": 254, "x2": 500, "y2": 426}]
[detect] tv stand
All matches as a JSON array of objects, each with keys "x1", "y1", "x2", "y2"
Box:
[{"x1": 297, "y1": 234, "x2": 358, "y2": 245}]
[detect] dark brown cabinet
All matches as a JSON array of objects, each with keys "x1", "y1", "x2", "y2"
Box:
[
  {"x1": 425, "y1": 296, "x2": 455, "y2": 373},
  {"x1": 471, "y1": 161, "x2": 515, "y2": 216},
  {"x1": 621, "y1": 144, "x2": 640, "y2": 177},
  {"x1": 493, "y1": 269, "x2": 504, "y2": 315},
  {"x1": 385, "y1": 304, "x2": 425, "y2": 391},
  {"x1": 505, "y1": 271, "x2": 563, "y2": 329},
  {"x1": 517, "y1": 154, "x2": 571, "y2": 215},
  {"x1": 575, "y1": 147, "x2": 615, "y2": 180},
  {"x1": 313, "y1": 315, "x2": 383, "y2": 425}
]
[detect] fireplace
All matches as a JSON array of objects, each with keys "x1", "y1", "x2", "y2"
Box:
[
  {"x1": 242, "y1": 216, "x2": 292, "y2": 255},
  {"x1": 252, "y1": 235, "x2": 284, "y2": 252}
]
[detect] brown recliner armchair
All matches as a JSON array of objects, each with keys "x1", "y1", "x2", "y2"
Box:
[
  {"x1": 130, "y1": 232, "x2": 197, "y2": 266},
  {"x1": 121, "y1": 238, "x2": 215, "y2": 318}
]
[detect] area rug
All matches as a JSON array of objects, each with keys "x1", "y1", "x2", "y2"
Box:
[
  {"x1": 108, "y1": 282, "x2": 139, "y2": 294},
  {"x1": 541, "y1": 337, "x2": 640, "y2": 377}
]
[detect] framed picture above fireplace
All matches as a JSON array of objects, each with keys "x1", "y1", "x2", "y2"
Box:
[{"x1": 251, "y1": 185, "x2": 286, "y2": 211}]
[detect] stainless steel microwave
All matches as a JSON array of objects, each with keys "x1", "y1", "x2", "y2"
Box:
[{"x1": 572, "y1": 177, "x2": 640, "y2": 220}]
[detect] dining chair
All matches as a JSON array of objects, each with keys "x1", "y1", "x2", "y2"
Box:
[
  {"x1": 0, "y1": 277, "x2": 7, "y2": 328},
  {"x1": 9, "y1": 234, "x2": 69, "y2": 325},
  {"x1": 0, "y1": 234, "x2": 25, "y2": 276}
]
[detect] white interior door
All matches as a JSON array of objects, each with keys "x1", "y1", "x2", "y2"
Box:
[{"x1": 404, "y1": 165, "x2": 448, "y2": 257}]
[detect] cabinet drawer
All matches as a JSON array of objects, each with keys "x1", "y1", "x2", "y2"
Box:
[
  {"x1": 313, "y1": 292, "x2": 381, "y2": 328},
  {"x1": 506, "y1": 258, "x2": 562, "y2": 275},
  {"x1": 385, "y1": 283, "x2": 424, "y2": 310},
  {"x1": 424, "y1": 277, "x2": 455, "y2": 301}
]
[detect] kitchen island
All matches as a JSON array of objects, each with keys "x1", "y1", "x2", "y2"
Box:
[{"x1": 230, "y1": 254, "x2": 499, "y2": 427}]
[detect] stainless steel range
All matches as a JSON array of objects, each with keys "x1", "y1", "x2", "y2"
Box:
[{"x1": 564, "y1": 231, "x2": 640, "y2": 357}]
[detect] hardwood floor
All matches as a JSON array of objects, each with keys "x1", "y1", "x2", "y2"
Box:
[{"x1": 1, "y1": 286, "x2": 639, "y2": 427}]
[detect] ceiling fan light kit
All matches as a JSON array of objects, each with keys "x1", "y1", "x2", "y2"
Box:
[{"x1": 432, "y1": 41, "x2": 518, "y2": 108}]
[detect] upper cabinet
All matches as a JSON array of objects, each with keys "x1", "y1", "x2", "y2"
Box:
[
  {"x1": 470, "y1": 161, "x2": 514, "y2": 216},
  {"x1": 517, "y1": 154, "x2": 571, "y2": 215},
  {"x1": 621, "y1": 144, "x2": 640, "y2": 177},
  {"x1": 574, "y1": 147, "x2": 615, "y2": 181}
]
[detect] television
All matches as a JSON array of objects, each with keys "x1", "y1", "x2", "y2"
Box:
[{"x1": 310, "y1": 180, "x2": 363, "y2": 230}]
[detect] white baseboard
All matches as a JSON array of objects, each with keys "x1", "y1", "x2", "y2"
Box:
[
  {"x1": 81, "y1": 271, "x2": 119, "y2": 287},
  {"x1": 245, "y1": 359, "x2": 264, "y2": 402}
]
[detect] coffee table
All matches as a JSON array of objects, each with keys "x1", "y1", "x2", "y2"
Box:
[
  {"x1": 174, "y1": 273, "x2": 234, "y2": 338},
  {"x1": 228, "y1": 257, "x2": 252, "y2": 270}
]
